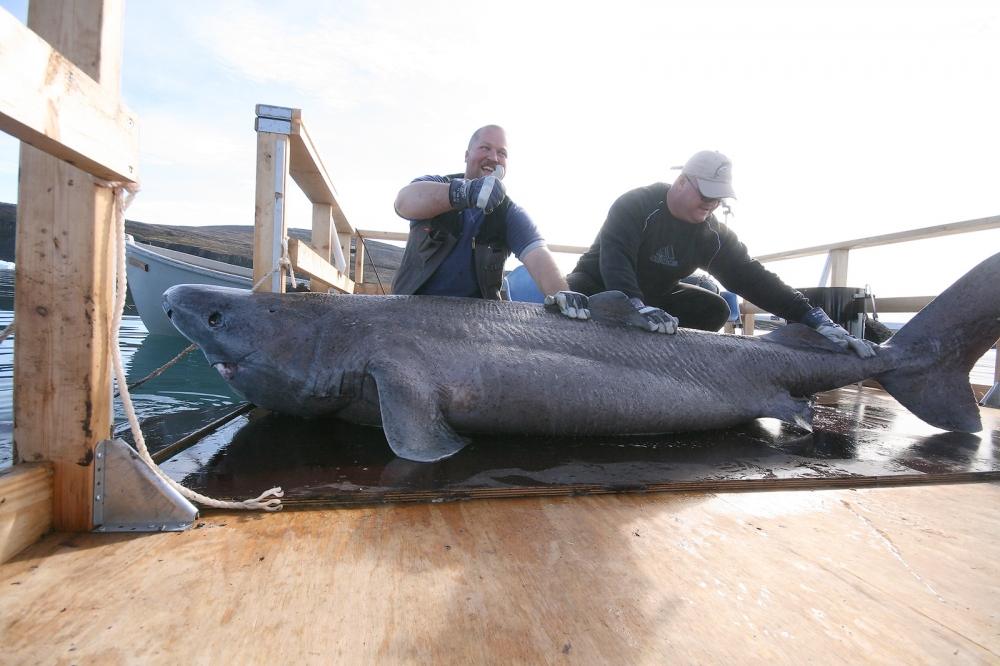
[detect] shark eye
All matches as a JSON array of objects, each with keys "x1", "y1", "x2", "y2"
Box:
[{"x1": 208, "y1": 312, "x2": 222, "y2": 327}]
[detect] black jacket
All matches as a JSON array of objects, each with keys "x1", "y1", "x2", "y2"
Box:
[{"x1": 571, "y1": 183, "x2": 812, "y2": 322}]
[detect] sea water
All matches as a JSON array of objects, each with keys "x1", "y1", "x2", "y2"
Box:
[{"x1": 0, "y1": 267, "x2": 241, "y2": 468}]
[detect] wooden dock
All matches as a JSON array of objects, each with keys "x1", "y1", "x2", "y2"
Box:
[{"x1": 1, "y1": 482, "x2": 997, "y2": 662}]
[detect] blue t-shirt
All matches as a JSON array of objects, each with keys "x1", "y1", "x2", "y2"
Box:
[{"x1": 408, "y1": 175, "x2": 546, "y2": 297}]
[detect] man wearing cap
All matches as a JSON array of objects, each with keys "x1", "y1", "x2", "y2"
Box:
[{"x1": 563, "y1": 150, "x2": 874, "y2": 358}]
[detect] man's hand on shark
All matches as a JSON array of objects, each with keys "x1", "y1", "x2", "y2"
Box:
[
  {"x1": 545, "y1": 291, "x2": 590, "y2": 320},
  {"x1": 800, "y1": 307, "x2": 877, "y2": 358},
  {"x1": 629, "y1": 298, "x2": 678, "y2": 334}
]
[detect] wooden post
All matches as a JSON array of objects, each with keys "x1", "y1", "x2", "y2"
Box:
[
  {"x1": 253, "y1": 131, "x2": 289, "y2": 293},
  {"x1": 13, "y1": 0, "x2": 124, "y2": 531},
  {"x1": 340, "y1": 233, "x2": 353, "y2": 276},
  {"x1": 829, "y1": 249, "x2": 850, "y2": 287},
  {"x1": 353, "y1": 234, "x2": 366, "y2": 285},
  {"x1": 994, "y1": 338, "x2": 1000, "y2": 385},
  {"x1": 310, "y1": 204, "x2": 334, "y2": 263},
  {"x1": 308, "y1": 204, "x2": 334, "y2": 293}
]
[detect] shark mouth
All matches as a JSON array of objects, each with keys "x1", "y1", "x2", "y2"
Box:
[
  {"x1": 211, "y1": 350, "x2": 256, "y2": 381},
  {"x1": 213, "y1": 362, "x2": 237, "y2": 381}
]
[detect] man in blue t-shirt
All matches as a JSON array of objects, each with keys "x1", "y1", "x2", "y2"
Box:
[{"x1": 391, "y1": 125, "x2": 588, "y2": 318}]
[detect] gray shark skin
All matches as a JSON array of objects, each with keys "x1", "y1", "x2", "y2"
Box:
[{"x1": 162, "y1": 252, "x2": 1000, "y2": 462}]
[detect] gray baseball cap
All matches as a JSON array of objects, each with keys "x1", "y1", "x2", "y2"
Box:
[{"x1": 682, "y1": 150, "x2": 736, "y2": 199}]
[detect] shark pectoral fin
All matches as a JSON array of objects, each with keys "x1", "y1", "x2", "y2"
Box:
[
  {"x1": 371, "y1": 367, "x2": 469, "y2": 463},
  {"x1": 766, "y1": 393, "x2": 815, "y2": 431}
]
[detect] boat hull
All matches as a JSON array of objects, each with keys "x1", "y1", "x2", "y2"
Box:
[{"x1": 126, "y1": 237, "x2": 251, "y2": 336}]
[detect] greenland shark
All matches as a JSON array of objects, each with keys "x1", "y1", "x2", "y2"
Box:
[{"x1": 162, "y1": 252, "x2": 1000, "y2": 462}]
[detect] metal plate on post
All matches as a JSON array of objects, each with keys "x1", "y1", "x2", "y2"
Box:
[
  {"x1": 254, "y1": 117, "x2": 292, "y2": 134},
  {"x1": 981, "y1": 383, "x2": 1000, "y2": 409},
  {"x1": 255, "y1": 104, "x2": 294, "y2": 120},
  {"x1": 93, "y1": 439, "x2": 198, "y2": 532}
]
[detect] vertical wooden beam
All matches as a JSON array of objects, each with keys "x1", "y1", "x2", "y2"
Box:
[
  {"x1": 13, "y1": 0, "x2": 123, "y2": 531},
  {"x1": 829, "y1": 249, "x2": 850, "y2": 287},
  {"x1": 353, "y1": 235, "x2": 365, "y2": 285},
  {"x1": 253, "y1": 132, "x2": 289, "y2": 293},
  {"x1": 310, "y1": 203, "x2": 333, "y2": 264},
  {"x1": 994, "y1": 338, "x2": 999, "y2": 384},
  {"x1": 307, "y1": 203, "x2": 334, "y2": 293},
  {"x1": 340, "y1": 233, "x2": 353, "y2": 276}
]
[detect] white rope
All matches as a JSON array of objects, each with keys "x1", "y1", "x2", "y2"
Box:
[
  {"x1": 114, "y1": 342, "x2": 196, "y2": 397},
  {"x1": 105, "y1": 182, "x2": 283, "y2": 511},
  {"x1": 250, "y1": 236, "x2": 297, "y2": 293}
]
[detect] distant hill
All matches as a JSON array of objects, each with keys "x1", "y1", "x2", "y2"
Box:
[{"x1": 0, "y1": 202, "x2": 402, "y2": 288}]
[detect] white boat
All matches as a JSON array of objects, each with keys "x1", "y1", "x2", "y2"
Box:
[{"x1": 125, "y1": 235, "x2": 252, "y2": 336}]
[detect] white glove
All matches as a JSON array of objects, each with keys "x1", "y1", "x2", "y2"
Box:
[
  {"x1": 629, "y1": 297, "x2": 678, "y2": 334},
  {"x1": 801, "y1": 307, "x2": 876, "y2": 358},
  {"x1": 544, "y1": 291, "x2": 591, "y2": 320}
]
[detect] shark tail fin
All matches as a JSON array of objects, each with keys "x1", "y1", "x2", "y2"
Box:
[{"x1": 875, "y1": 252, "x2": 1000, "y2": 433}]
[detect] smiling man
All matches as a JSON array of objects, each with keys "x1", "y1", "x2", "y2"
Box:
[
  {"x1": 392, "y1": 125, "x2": 585, "y2": 317},
  {"x1": 565, "y1": 150, "x2": 874, "y2": 357}
]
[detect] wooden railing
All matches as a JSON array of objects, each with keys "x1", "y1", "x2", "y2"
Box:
[
  {"x1": 754, "y1": 215, "x2": 1000, "y2": 288},
  {"x1": 253, "y1": 105, "x2": 355, "y2": 294}
]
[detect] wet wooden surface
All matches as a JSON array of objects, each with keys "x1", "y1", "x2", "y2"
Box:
[
  {"x1": 1, "y1": 482, "x2": 997, "y2": 663},
  {"x1": 157, "y1": 387, "x2": 1000, "y2": 507}
]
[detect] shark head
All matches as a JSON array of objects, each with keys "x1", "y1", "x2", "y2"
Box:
[{"x1": 162, "y1": 285, "x2": 340, "y2": 415}]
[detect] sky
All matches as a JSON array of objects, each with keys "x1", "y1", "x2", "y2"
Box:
[{"x1": 1, "y1": 0, "x2": 998, "y2": 299}]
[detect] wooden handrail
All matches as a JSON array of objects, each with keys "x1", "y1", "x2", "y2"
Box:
[
  {"x1": 740, "y1": 295, "x2": 935, "y2": 315},
  {"x1": 0, "y1": 7, "x2": 140, "y2": 185},
  {"x1": 254, "y1": 105, "x2": 354, "y2": 292},
  {"x1": 754, "y1": 215, "x2": 1000, "y2": 263},
  {"x1": 355, "y1": 229, "x2": 592, "y2": 255}
]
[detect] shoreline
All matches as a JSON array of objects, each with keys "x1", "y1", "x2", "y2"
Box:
[{"x1": 0, "y1": 202, "x2": 401, "y2": 285}]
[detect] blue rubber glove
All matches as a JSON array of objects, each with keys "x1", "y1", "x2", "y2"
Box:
[
  {"x1": 629, "y1": 297, "x2": 678, "y2": 334},
  {"x1": 801, "y1": 307, "x2": 876, "y2": 358},
  {"x1": 448, "y1": 174, "x2": 506, "y2": 215},
  {"x1": 544, "y1": 291, "x2": 591, "y2": 320}
]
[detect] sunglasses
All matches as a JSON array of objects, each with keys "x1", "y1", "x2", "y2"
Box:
[{"x1": 687, "y1": 175, "x2": 721, "y2": 205}]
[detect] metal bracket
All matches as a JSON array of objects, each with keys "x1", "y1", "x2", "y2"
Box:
[
  {"x1": 981, "y1": 383, "x2": 1000, "y2": 409},
  {"x1": 256, "y1": 103, "x2": 294, "y2": 120},
  {"x1": 254, "y1": 117, "x2": 292, "y2": 134},
  {"x1": 254, "y1": 104, "x2": 294, "y2": 134},
  {"x1": 93, "y1": 439, "x2": 198, "y2": 532}
]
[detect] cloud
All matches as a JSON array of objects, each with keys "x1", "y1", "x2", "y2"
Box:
[
  {"x1": 137, "y1": 111, "x2": 251, "y2": 169},
  {"x1": 190, "y1": 1, "x2": 462, "y2": 112}
]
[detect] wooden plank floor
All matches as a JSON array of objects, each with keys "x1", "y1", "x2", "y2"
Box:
[{"x1": 1, "y1": 482, "x2": 997, "y2": 663}]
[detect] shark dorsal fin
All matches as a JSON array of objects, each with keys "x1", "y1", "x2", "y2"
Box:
[{"x1": 760, "y1": 323, "x2": 845, "y2": 353}]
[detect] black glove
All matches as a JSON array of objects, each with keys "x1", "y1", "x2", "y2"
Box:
[
  {"x1": 800, "y1": 307, "x2": 876, "y2": 358},
  {"x1": 628, "y1": 297, "x2": 678, "y2": 334},
  {"x1": 544, "y1": 291, "x2": 590, "y2": 320},
  {"x1": 448, "y1": 175, "x2": 506, "y2": 214}
]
